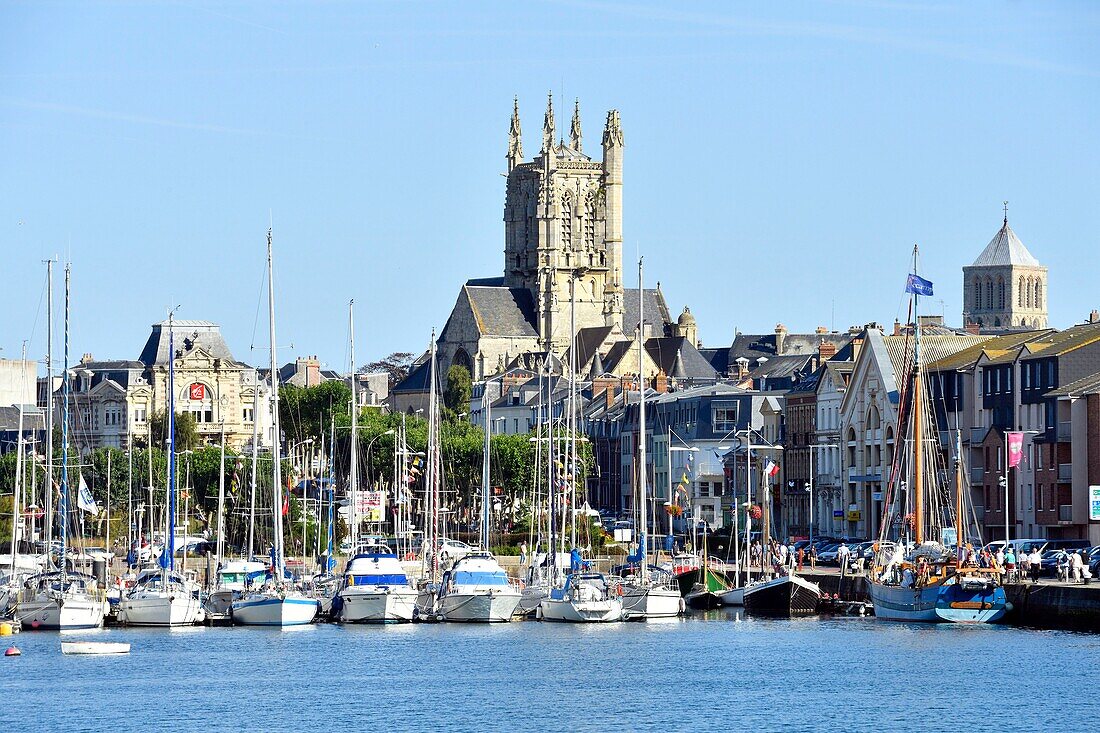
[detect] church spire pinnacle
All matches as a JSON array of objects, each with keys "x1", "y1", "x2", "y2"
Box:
[
  {"x1": 570, "y1": 98, "x2": 582, "y2": 151},
  {"x1": 1003, "y1": 200, "x2": 1009, "y2": 226},
  {"x1": 507, "y1": 96, "x2": 523, "y2": 171},
  {"x1": 541, "y1": 91, "x2": 555, "y2": 154}
]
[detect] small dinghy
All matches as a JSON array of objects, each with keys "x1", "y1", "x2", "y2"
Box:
[{"x1": 61, "y1": 641, "x2": 131, "y2": 655}]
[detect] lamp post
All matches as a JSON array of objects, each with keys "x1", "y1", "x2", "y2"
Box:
[
  {"x1": 809, "y1": 442, "x2": 838, "y2": 547},
  {"x1": 667, "y1": 427, "x2": 699, "y2": 553},
  {"x1": 364, "y1": 430, "x2": 395, "y2": 530}
]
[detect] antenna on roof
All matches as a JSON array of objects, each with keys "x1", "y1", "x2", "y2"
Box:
[{"x1": 1003, "y1": 200, "x2": 1009, "y2": 226}]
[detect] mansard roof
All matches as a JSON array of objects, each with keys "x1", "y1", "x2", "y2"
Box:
[
  {"x1": 139, "y1": 320, "x2": 236, "y2": 366},
  {"x1": 970, "y1": 221, "x2": 1041, "y2": 268}
]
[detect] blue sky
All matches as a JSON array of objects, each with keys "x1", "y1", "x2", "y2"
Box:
[{"x1": 2, "y1": 1, "x2": 1097, "y2": 373}]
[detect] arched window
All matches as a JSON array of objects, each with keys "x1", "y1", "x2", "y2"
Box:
[
  {"x1": 560, "y1": 192, "x2": 573, "y2": 250},
  {"x1": 867, "y1": 404, "x2": 880, "y2": 429},
  {"x1": 997, "y1": 277, "x2": 1005, "y2": 309},
  {"x1": 1018, "y1": 276, "x2": 1025, "y2": 307},
  {"x1": 1035, "y1": 280, "x2": 1042, "y2": 310},
  {"x1": 1025, "y1": 277, "x2": 1033, "y2": 308},
  {"x1": 847, "y1": 427, "x2": 856, "y2": 467},
  {"x1": 985, "y1": 279, "x2": 994, "y2": 309},
  {"x1": 974, "y1": 278, "x2": 983, "y2": 309}
]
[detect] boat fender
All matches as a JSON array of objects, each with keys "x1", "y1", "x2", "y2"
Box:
[
  {"x1": 678, "y1": 598, "x2": 686, "y2": 613},
  {"x1": 535, "y1": 606, "x2": 543, "y2": 620},
  {"x1": 616, "y1": 584, "x2": 624, "y2": 596}
]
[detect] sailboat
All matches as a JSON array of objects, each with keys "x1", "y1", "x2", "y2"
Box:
[
  {"x1": 413, "y1": 335, "x2": 445, "y2": 620},
  {"x1": 118, "y1": 312, "x2": 204, "y2": 627},
  {"x1": 620, "y1": 259, "x2": 682, "y2": 620},
  {"x1": 334, "y1": 301, "x2": 418, "y2": 623},
  {"x1": 868, "y1": 252, "x2": 1007, "y2": 624},
  {"x1": 434, "y1": 375, "x2": 520, "y2": 623},
  {"x1": 231, "y1": 229, "x2": 319, "y2": 627},
  {"x1": 15, "y1": 264, "x2": 106, "y2": 630}
]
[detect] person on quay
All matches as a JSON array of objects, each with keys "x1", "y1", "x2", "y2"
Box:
[
  {"x1": 1028, "y1": 548, "x2": 1042, "y2": 583},
  {"x1": 808, "y1": 544, "x2": 817, "y2": 570},
  {"x1": 1004, "y1": 548, "x2": 1017, "y2": 582},
  {"x1": 837, "y1": 542, "x2": 851, "y2": 572}
]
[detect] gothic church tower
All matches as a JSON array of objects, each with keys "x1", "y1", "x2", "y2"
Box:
[
  {"x1": 503, "y1": 95, "x2": 625, "y2": 351},
  {"x1": 963, "y1": 206, "x2": 1048, "y2": 330}
]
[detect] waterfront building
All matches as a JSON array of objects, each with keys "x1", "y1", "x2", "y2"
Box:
[
  {"x1": 57, "y1": 320, "x2": 274, "y2": 452},
  {"x1": 839, "y1": 322, "x2": 986, "y2": 539},
  {"x1": 962, "y1": 209, "x2": 1049, "y2": 330}
]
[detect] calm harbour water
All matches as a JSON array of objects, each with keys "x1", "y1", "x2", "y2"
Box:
[{"x1": 5, "y1": 613, "x2": 1099, "y2": 733}]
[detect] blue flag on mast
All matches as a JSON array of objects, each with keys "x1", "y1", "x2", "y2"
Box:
[{"x1": 905, "y1": 273, "x2": 934, "y2": 296}]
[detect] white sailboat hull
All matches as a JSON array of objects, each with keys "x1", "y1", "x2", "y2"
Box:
[
  {"x1": 439, "y1": 590, "x2": 521, "y2": 623},
  {"x1": 539, "y1": 596, "x2": 623, "y2": 623},
  {"x1": 516, "y1": 585, "x2": 549, "y2": 617},
  {"x1": 118, "y1": 591, "x2": 205, "y2": 627},
  {"x1": 337, "y1": 586, "x2": 418, "y2": 623},
  {"x1": 231, "y1": 592, "x2": 318, "y2": 626},
  {"x1": 620, "y1": 585, "x2": 682, "y2": 620},
  {"x1": 869, "y1": 580, "x2": 941, "y2": 622},
  {"x1": 18, "y1": 594, "x2": 105, "y2": 631}
]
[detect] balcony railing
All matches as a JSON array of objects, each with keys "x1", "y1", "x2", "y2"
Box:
[
  {"x1": 1057, "y1": 463, "x2": 1072, "y2": 482},
  {"x1": 1056, "y1": 421, "x2": 1072, "y2": 441},
  {"x1": 1059, "y1": 504, "x2": 1073, "y2": 522}
]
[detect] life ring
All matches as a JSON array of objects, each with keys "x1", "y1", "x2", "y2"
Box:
[{"x1": 616, "y1": 584, "x2": 624, "y2": 596}]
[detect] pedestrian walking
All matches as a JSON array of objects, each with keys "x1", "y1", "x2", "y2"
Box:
[
  {"x1": 809, "y1": 544, "x2": 817, "y2": 570},
  {"x1": 797, "y1": 547, "x2": 805, "y2": 571}
]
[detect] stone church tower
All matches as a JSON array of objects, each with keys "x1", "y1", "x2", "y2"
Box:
[
  {"x1": 962, "y1": 207, "x2": 1048, "y2": 330},
  {"x1": 503, "y1": 94, "x2": 625, "y2": 351}
]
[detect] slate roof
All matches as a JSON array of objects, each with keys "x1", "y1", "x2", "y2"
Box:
[
  {"x1": 623, "y1": 288, "x2": 673, "y2": 335},
  {"x1": 882, "y1": 332, "x2": 989, "y2": 388},
  {"x1": 644, "y1": 336, "x2": 718, "y2": 380},
  {"x1": 570, "y1": 326, "x2": 615, "y2": 372},
  {"x1": 0, "y1": 404, "x2": 45, "y2": 432},
  {"x1": 1018, "y1": 321, "x2": 1100, "y2": 361},
  {"x1": 392, "y1": 359, "x2": 435, "y2": 394},
  {"x1": 464, "y1": 285, "x2": 539, "y2": 338},
  {"x1": 721, "y1": 330, "x2": 853, "y2": 374},
  {"x1": 138, "y1": 320, "x2": 237, "y2": 366},
  {"x1": 971, "y1": 221, "x2": 1041, "y2": 267},
  {"x1": 78, "y1": 360, "x2": 146, "y2": 390}
]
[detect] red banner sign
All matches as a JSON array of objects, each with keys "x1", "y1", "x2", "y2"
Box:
[
  {"x1": 1007, "y1": 432, "x2": 1024, "y2": 468},
  {"x1": 188, "y1": 383, "x2": 206, "y2": 401}
]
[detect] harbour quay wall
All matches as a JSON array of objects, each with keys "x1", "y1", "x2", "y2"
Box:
[
  {"x1": 802, "y1": 571, "x2": 869, "y2": 602},
  {"x1": 1004, "y1": 582, "x2": 1100, "y2": 632}
]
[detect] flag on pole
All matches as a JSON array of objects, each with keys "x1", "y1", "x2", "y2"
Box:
[
  {"x1": 1007, "y1": 431, "x2": 1024, "y2": 468},
  {"x1": 905, "y1": 273, "x2": 934, "y2": 296},
  {"x1": 764, "y1": 460, "x2": 780, "y2": 477},
  {"x1": 77, "y1": 473, "x2": 99, "y2": 514}
]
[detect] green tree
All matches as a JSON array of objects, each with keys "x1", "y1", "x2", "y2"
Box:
[
  {"x1": 444, "y1": 364, "x2": 471, "y2": 418},
  {"x1": 279, "y1": 380, "x2": 352, "y2": 446},
  {"x1": 148, "y1": 410, "x2": 199, "y2": 452},
  {"x1": 363, "y1": 351, "x2": 416, "y2": 389}
]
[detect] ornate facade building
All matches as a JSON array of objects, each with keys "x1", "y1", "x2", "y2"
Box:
[
  {"x1": 61, "y1": 320, "x2": 273, "y2": 452},
  {"x1": 437, "y1": 96, "x2": 685, "y2": 380},
  {"x1": 963, "y1": 209, "x2": 1048, "y2": 330}
]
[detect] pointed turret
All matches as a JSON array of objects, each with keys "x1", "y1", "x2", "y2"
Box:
[
  {"x1": 541, "y1": 91, "x2": 555, "y2": 154},
  {"x1": 602, "y1": 109, "x2": 625, "y2": 330},
  {"x1": 569, "y1": 98, "x2": 582, "y2": 152},
  {"x1": 507, "y1": 96, "x2": 523, "y2": 172}
]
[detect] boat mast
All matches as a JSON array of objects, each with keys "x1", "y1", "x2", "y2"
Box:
[
  {"x1": 247, "y1": 369, "x2": 260, "y2": 559},
  {"x1": 568, "y1": 272, "x2": 578, "y2": 551},
  {"x1": 636, "y1": 257, "x2": 649, "y2": 585},
  {"x1": 266, "y1": 228, "x2": 287, "y2": 585},
  {"x1": 43, "y1": 259, "x2": 54, "y2": 555},
  {"x1": 911, "y1": 245, "x2": 924, "y2": 547},
  {"x1": 60, "y1": 263, "x2": 71, "y2": 581},
  {"x1": 955, "y1": 426, "x2": 964, "y2": 556},
  {"x1": 215, "y1": 420, "x2": 226, "y2": 575},
  {"x1": 9, "y1": 343, "x2": 27, "y2": 578},
  {"x1": 162, "y1": 309, "x2": 178, "y2": 576},
  {"x1": 348, "y1": 299, "x2": 359, "y2": 552},
  {"x1": 480, "y1": 378, "x2": 492, "y2": 551}
]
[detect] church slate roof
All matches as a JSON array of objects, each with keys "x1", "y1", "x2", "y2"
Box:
[
  {"x1": 971, "y1": 221, "x2": 1041, "y2": 267},
  {"x1": 464, "y1": 285, "x2": 540, "y2": 338},
  {"x1": 644, "y1": 337, "x2": 718, "y2": 380},
  {"x1": 623, "y1": 288, "x2": 672, "y2": 335},
  {"x1": 138, "y1": 320, "x2": 237, "y2": 366}
]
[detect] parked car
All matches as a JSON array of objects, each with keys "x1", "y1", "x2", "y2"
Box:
[
  {"x1": 436, "y1": 538, "x2": 474, "y2": 562},
  {"x1": 817, "y1": 543, "x2": 842, "y2": 564}
]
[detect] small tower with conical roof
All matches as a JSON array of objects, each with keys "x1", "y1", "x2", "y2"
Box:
[
  {"x1": 962, "y1": 204, "x2": 1048, "y2": 330},
  {"x1": 675, "y1": 306, "x2": 698, "y2": 346}
]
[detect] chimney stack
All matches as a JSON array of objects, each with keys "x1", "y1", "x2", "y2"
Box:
[
  {"x1": 774, "y1": 323, "x2": 788, "y2": 355},
  {"x1": 815, "y1": 326, "x2": 827, "y2": 335},
  {"x1": 965, "y1": 321, "x2": 981, "y2": 335},
  {"x1": 893, "y1": 319, "x2": 902, "y2": 336},
  {"x1": 818, "y1": 340, "x2": 837, "y2": 361},
  {"x1": 1090, "y1": 309, "x2": 1100, "y2": 324}
]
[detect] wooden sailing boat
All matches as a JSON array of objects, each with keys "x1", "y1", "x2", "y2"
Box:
[{"x1": 868, "y1": 248, "x2": 1006, "y2": 623}]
